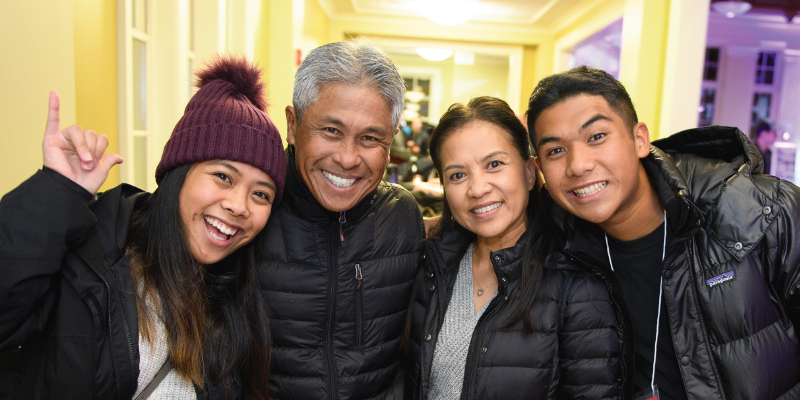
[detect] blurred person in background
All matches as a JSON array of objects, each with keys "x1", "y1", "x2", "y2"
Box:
[{"x1": 752, "y1": 119, "x2": 777, "y2": 175}]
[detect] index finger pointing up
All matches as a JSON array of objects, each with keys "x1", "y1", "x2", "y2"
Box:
[{"x1": 45, "y1": 91, "x2": 60, "y2": 138}]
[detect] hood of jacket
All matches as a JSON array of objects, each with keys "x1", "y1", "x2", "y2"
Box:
[{"x1": 89, "y1": 183, "x2": 147, "y2": 269}]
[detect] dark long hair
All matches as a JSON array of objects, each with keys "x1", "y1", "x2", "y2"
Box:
[
  {"x1": 126, "y1": 164, "x2": 271, "y2": 399},
  {"x1": 429, "y1": 96, "x2": 553, "y2": 331}
]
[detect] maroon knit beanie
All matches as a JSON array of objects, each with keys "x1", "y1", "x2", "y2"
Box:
[{"x1": 155, "y1": 55, "x2": 286, "y2": 205}]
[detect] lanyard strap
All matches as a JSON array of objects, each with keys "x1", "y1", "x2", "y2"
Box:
[{"x1": 605, "y1": 210, "x2": 667, "y2": 393}]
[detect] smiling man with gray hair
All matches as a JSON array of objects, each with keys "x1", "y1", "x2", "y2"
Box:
[{"x1": 257, "y1": 40, "x2": 424, "y2": 399}]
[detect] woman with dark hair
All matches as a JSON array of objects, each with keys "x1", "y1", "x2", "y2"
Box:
[
  {"x1": 0, "y1": 56, "x2": 285, "y2": 400},
  {"x1": 405, "y1": 96, "x2": 628, "y2": 399}
]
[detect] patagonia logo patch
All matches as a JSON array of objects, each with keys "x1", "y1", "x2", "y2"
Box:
[{"x1": 706, "y1": 271, "x2": 735, "y2": 287}]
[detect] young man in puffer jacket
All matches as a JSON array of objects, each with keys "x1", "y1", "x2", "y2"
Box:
[{"x1": 527, "y1": 66, "x2": 800, "y2": 400}]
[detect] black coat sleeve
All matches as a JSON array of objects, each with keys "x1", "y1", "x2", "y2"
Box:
[
  {"x1": 558, "y1": 272, "x2": 623, "y2": 399},
  {"x1": 0, "y1": 168, "x2": 96, "y2": 352}
]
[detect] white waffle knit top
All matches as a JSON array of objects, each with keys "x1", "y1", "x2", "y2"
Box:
[
  {"x1": 429, "y1": 244, "x2": 495, "y2": 400},
  {"x1": 132, "y1": 292, "x2": 197, "y2": 400}
]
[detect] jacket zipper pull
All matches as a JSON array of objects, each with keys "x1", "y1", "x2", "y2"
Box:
[
  {"x1": 339, "y1": 211, "x2": 346, "y2": 247},
  {"x1": 354, "y1": 263, "x2": 362, "y2": 289}
]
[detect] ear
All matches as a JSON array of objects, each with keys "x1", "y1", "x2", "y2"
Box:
[
  {"x1": 632, "y1": 122, "x2": 651, "y2": 159},
  {"x1": 285, "y1": 106, "x2": 298, "y2": 145},
  {"x1": 525, "y1": 157, "x2": 538, "y2": 191},
  {"x1": 532, "y1": 157, "x2": 546, "y2": 189}
]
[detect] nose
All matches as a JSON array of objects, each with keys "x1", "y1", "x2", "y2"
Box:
[
  {"x1": 467, "y1": 171, "x2": 492, "y2": 199},
  {"x1": 220, "y1": 186, "x2": 250, "y2": 218},
  {"x1": 331, "y1": 139, "x2": 361, "y2": 170},
  {"x1": 565, "y1": 145, "x2": 595, "y2": 177}
]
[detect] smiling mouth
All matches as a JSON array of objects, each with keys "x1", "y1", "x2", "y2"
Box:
[
  {"x1": 573, "y1": 181, "x2": 607, "y2": 198},
  {"x1": 205, "y1": 216, "x2": 238, "y2": 241},
  {"x1": 323, "y1": 171, "x2": 357, "y2": 188},
  {"x1": 472, "y1": 202, "x2": 502, "y2": 214}
]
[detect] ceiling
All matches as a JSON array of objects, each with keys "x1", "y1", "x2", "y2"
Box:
[
  {"x1": 317, "y1": 0, "x2": 611, "y2": 31},
  {"x1": 711, "y1": 0, "x2": 800, "y2": 21}
]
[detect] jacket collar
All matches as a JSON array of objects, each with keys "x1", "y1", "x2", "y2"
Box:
[
  {"x1": 429, "y1": 218, "x2": 533, "y2": 286},
  {"x1": 281, "y1": 145, "x2": 377, "y2": 224},
  {"x1": 88, "y1": 184, "x2": 147, "y2": 267},
  {"x1": 551, "y1": 126, "x2": 756, "y2": 258}
]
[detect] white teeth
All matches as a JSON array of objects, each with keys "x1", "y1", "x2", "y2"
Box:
[
  {"x1": 472, "y1": 202, "x2": 502, "y2": 214},
  {"x1": 204, "y1": 216, "x2": 238, "y2": 238},
  {"x1": 573, "y1": 182, "x2": 607, "y2": 198},
  {"x1": 323, "y1": 171, "x2": 356, "y2": 188}
]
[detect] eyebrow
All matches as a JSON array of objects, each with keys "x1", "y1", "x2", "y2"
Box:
[
  {"x1": 211, "y1": 160, "x2": 277, "y2": 191},
  {"x1": 536, "y1": 113, "x2": 613, "y2": 148},
  {"x1": 442, "y1": 150, "x2": 510, "y2": 173},
  {"x1": 580, "y1": 114, "x2": 613, "y2": 131},
  {"x1": 320, "y1": 116, "x2": 390, "y2": 137}
]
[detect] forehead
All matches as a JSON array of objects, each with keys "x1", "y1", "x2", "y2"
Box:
[
  {"x1": 303, "y1": 83, "x2": 393, "y2": 126},
  {"x1": 533, "y1": 94, "x2": 620, "y2": 142},
  {"x1": 440, "y1": 121, "x2": 517, "y2": 161}
]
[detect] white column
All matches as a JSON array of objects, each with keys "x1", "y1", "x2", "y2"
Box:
[
  {"x1": 778, "y1": 50, "x2": 800, "y2": 141},
  {"x1": 658, "y1": 0, "x2": 710, "y2": 138},
  {"x1": 716, "y1": 45, "x2": 758, "y2": 134}
]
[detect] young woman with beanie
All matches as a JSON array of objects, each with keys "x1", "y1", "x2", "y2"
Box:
[
  {"x1": 0, "y1": 56, "x2": 285, "y2": 400},
  {"x1": 405, "y1": 97, "x2": 628, "y2": 399}
]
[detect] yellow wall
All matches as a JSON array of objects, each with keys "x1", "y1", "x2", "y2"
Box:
[
  {"x1": 618, "y1": 0, "x2": 671, "y2": 138},
  {"x1": 520, "y1": 45, "x2": 539, "y2": 118},
  {"x1": 1, "y1": 0, "x2": 77, "y2": 196},
  {"x1": 74, "y1": 0, "x2": 120, "y2": 191},
  {"x1": 301, "y1": 0, "x2": 330, "y2": 54},
  {"x1": 254, "y1": 0, "x2": 295, "y2": 141},
  {"x1": 452, "y1": 61, "x2": 509, "y2": 106}
]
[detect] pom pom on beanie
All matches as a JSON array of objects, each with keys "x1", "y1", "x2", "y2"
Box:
[{"x1": 155, "y1": 55, "x2": 286, "y2": 205}]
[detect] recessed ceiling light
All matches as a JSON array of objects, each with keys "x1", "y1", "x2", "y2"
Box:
[
  {"x1": 711, "y1": 1, "x2": 751, "y2": 18},
  {"x1": 422, "y1": 0, "x2": 478, "y2": 26},
  {"x1": 417, "y1": 47, "x2": 454, "y2": 61}
]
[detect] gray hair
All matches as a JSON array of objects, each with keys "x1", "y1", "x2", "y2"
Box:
[{"x1": 293, "y1": 40, "x2": 406, "y2": 130}]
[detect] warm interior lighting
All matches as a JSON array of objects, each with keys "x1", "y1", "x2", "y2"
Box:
[
  {"x1": 711, "y1": 1, "x2": 752, "y2": 18},
  {"x1": 423, "y1": 0, "x2": 478, "y2": 26},
  {"x1": 454, "y1": 51, "x2": 475, "y2": 65},
  {"x1": 417, "y1": 47, "x2": 454, "y2": 61},
  {"x1": 405, "y1": 90, "x2": 425, "y2": 103}
]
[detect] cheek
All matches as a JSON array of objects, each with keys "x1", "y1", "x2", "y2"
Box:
[{"x1": 444, "y1": 188, "x2": 467, "y2": 213}]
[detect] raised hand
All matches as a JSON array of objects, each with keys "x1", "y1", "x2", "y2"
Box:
[{"x1": 42, "y1": 92, "x2": 123, "y2": 194}]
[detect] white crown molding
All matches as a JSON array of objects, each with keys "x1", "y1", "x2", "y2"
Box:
[{"x1": 331, "y1": 12, "x2": 552, "y2": 34}]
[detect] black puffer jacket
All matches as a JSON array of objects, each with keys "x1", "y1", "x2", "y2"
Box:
[
  {"x1": 259, "y1": 147, "x2": 425, "y2": 399},
  {"x1": 0, "y1": 169, "x2": 240, "y2": 400},
  {"x1": 551, "y1": 126, "x2": 800, "y2": 400},
  {"x1": 406, "y1": 222, "x2": 628, "y2": 399}
]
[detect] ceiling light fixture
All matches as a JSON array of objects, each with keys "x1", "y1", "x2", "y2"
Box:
[
  {"x1": 423, "y1": 0, "x2": 478, "y2": 26},
  {"x1": 417, "y1": 47, "x2": 454, "y2": 61},
  {"x1": 711, "y1": 1, "x2": 752, "y2": 18}
]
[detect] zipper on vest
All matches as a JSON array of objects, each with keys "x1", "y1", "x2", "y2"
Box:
[
  {"x1": 339, "y1": 211, "x2": 346, "y2": 247},
  {"x1": 354, "y1": 262, "x2": 364, "y2": 349},
  {"x1": 325, "y1": 223, "x2": 340, "y2": 399}
]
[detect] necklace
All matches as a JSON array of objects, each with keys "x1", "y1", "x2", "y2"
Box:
[{"x1": 474, "y1": 276, "x2": 498, "y2": 296}]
